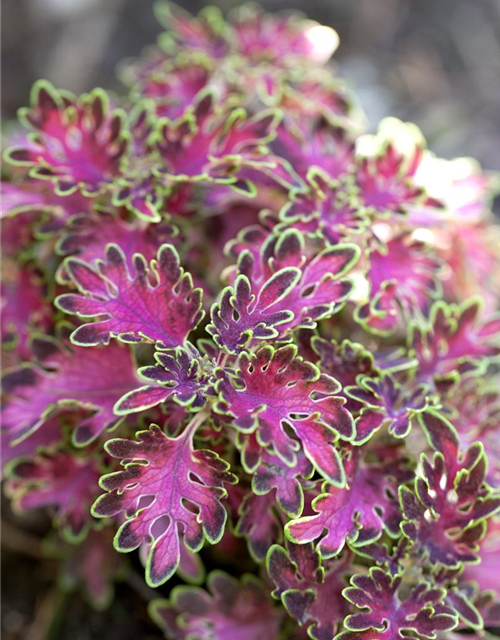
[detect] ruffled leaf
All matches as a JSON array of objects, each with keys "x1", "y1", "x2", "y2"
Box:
[
  {"x1": 279, "y1": 168, "x2": 368, "y2": 244},
  {"x1": 346, "y1": 373, "x2": 429, "y2": 443},
  {"x1": 115, "y1": 343, "x2": 211, "y2": 416},
  {"x1": 216, "y1": 344, "x2": 354, "y2": 485},
  {"x1": 149, "y1": 571, "x2": 283, "y2": 639},
  {"x1": 209, "y1": 228, "x2": 359, "y2": 353},
  {"x1": 286, "y1": 445, "x2": 412, "y2": 558},
  {"x1": 56, "y1": 243, "x2": 203, "y2": 347},
  {"x1": 267, "y1": 542, "x2": 351, "y2": 640},
  {"x1": 400, "y1": 411, "x2": 500, "y2": 568},
  {"x1": 5, "y1": 450, "x2": 101, "y2": 541},
  {"x1": 92, "y1": 422, "x2": 236, "y2": 587},
  {"x1": 409, "y1": 299, "x2": 500, "y2": 381},
  {"x1": 337, "y1": 568, "x2": 457, "y2": 640},
  {"x1": 1, "y1": 337, "x2": 140, "y2": 446},
  {"x1": 4, "y1": 81, "x2": 128, "y2": 196},
  {"x1": 355, "y1": 234, "x2": 443, "y2": 335}
]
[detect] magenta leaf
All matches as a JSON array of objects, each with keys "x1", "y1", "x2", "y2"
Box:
[
  {"x1": 155, "y1": 3, "x2": 228, "y2": 59},
  {"x1": 355, "y1": 234, "x2": 443, "y2": 335},
  {"x1": 150, "y1": 571, "x2": 283, "y2": 640},
  {"x1": 267, "y1": 542, "x2": 351, "y2": 640},
  {"x1": 409, "y1": 299, "x2": 500, "y2": 382},
  {"x1": 114, "y1": 343, "x2": 211, "y2": 416},
  {"x1": 0, "y1": 179, "x2": 92, "y2": 229},
  {"x1": 5, "y1": 81, "x2": 128, "y2": 196},
  {"x1": 56, "y1": 243, "x2": 203, "y2": 347},
  {"x1": 216, "y1": 344, "x2": 355, "y2": 485},
  {"x1": 279, "y1": 168, "x2": 369, "y2": 244},
  {"x1": 1, "y1": 417, "x2": 62, "y2": 471},
  {"x1": 311, "y1": 337, "x2": 378, "y2": 413},
  {"x1": 463, "y1": 518, "x2": 500, "y2": 595},
  {"x1": 92, "y1": 422, "x2": 236, "y2": 587},
  {"x1": 1, "y1": 337, "x2": 140, "y2": 446},
  {"x1": 353, "y1": 538, "x2": 410, "y2": 579},
  {"x1": 1, "y1": 263, "x2": 52, "y2": 360},
  {"x1": 252, "y1": 449, "x2": 314, "y2": 518},
  {"x1": 434, "y1": 568, "x2": 483, "y2": 629},
  {"x1": 176, "y1": 536, "x2": 205, "y2": 585},
  {"x1": 5, "y1": 450, "x2": 101, "y2": 541},
  {"x1": 272, "y1": 117, "x2": 355, "y2": 180},
  {"x1": 400, "y1": 411, "x2": 500, "y2": 568},
  {"x1": 345, "y1": 373, "x2": 429, "y2": 443},
  {"x1": 438, "y1": 375, "x2": 500, "y2": 487},
  {"x1": 229, "y1": 4, "x2": 337, "y2": 65},
  {"x1": 128, "y1": 56, "x2": 212, "y2": 121},
  {"x1": 355, "y1": 140, "x2": 441, "y2": 217},
  {"x1": 235, "y1": 490, "x2": 284, "y2": 562},
  {"x1": 56, "y1": 211, "x2": 175, "y2": 281},
  {"x1": 209, "y1": 228, "x2": 359, "y2": 353},
  {"x1": 285, "y1": 445, "x2": 412, "y2": 558},
  {"x1": 153, "y1": 90, "x2": 282, "y2": 185},
  {"x1": 60, "y1": 527, "x2": 124, "y2": 610},
  {"x1": 336, "y1": 568, "x2": 457, "y2": 640}
]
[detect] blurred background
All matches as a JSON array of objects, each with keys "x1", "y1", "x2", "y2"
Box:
[
  {"x1": 1, "y1": 1, "x2": 500, "y2": 639},
  {"x1": 2, "y1": 0, "x2": 500, "y2": 170}
]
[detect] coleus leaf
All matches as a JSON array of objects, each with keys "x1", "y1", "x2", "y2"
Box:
[
  {"x1": 114, "y1": 343, "x2": 212, "y2": 416},
  {"x1": 272, "y1": 117, "x2": 355, "y2": 180},
  {"x1": 311, "y1": 336, "x2": 378, "y2": 413},
  {"x1": 281, "y1": 70, "x2": 353, "y2": 125},
  {"x1": 235, "y1": 489, "x2": 284, "y2": 562},
  {"x1": 55, "y1": 211, "x2": 176, "y2": 282},
  {"x1": 409, "y1": 299, "x2": 500, "y2": 382},
  {"x1": 129, "y1": 57, "x2": 212, "y2": 121},
  {"x1": 412, "y1": 153, "x2": 498, "y2": 224},
  {"x1": 155, "y1": 2, "x2": 228, "y2": 59},
  {"x1": 439, "y1": 375, "x2": 500, "y2": 487},
  {"x1": 267, "y1": 542, "x2": 351, "y2": 640},
  {"x1": 58, "y1": 527, "x2": 124, "y2": 610},
  {"x1": 153, "y1": 91, "x2": 282, "y2": 183},
  {"x1": 434, "y1": 568, "x2": 484, "y2": 630},
  {"x1": 355, "y1": 234, "x2": 443, "y2": 335},
  {"x1": 5, "y1": 449, "x2": 101, "y2": 541},
  {"x1": 252, "y1": 448, "x2": 314, "y2": 518},
  {"x1": 279, "y1": 168, "x2": 369, "y2": 244},
  {"x1": 216, "y1": 344, "x2": 355, "y2": 485},
  {"x1": 1, "y1": 263, "x2": 52, "y2": 360},
  {"x1": 473, "y1": 593, "x2": 500, "y2": 631},
  {"x1": 463, "y1": 518, "x2": 500, "y2": 595},
  {"x1": 1, "y1": 416, "x2": 62, "y2": 471},
  {"x1": 175, "y1": 535, "x2": 206, "y2": 585},
  {"x1": 345, "y1": 373, "x2": 429, "y2": 443},
  {"x1": 0, "y1": 212, "x2": 36, "y2": 266},
  {"x1": 229, "y1": 4, "x2": 338, "y2": 65},
  {"x1": 209, "y1": 228, "x2": 359, "y2": 353},
  {"x1": 4, "y1": 81, "x2": 128, "y2": 196},
  {"x1": 149, "y1": 571, "x2": 283, "y2": 640},
  {"x1": 112, "y1": 173, "x2": 170, "y2": 223},
  {"x1": 354, "y1": 129, "x2": 441, "y2": 217},
  {"x1": 0, "y1": 180, "x2": 54, "y2": 219},
  {"x1": 1, "y1": 337, "x2": 140, "y2": 446},
  {"x1": 56, "y1": 243, "x2": 204, "y2": 347},
  {"x1": 91, "y1": 420, "x2": 236, "y2": 587},
  {"x1": 336, "y1": 568, "x2": 457, "y2": 640},
  {"x1": 400, "y1": 411, "x2": 500, "y2": 568},
  {"x1": 352, "y1": 537, "x2": 410, "y2": 579},
  {"x1": 0, "y1": 178, "x2": 93, "y2": 225},
  {"x1": 442, "y1": 219, "x2": 500, "y2": 313},
  {"x1": 285, "y1": 444, "x2": 413, "y2": 558}
]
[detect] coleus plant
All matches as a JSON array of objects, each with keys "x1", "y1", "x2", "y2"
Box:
[{"x1": 1, "y1": 3, "x2": 500, "y2": 639}]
